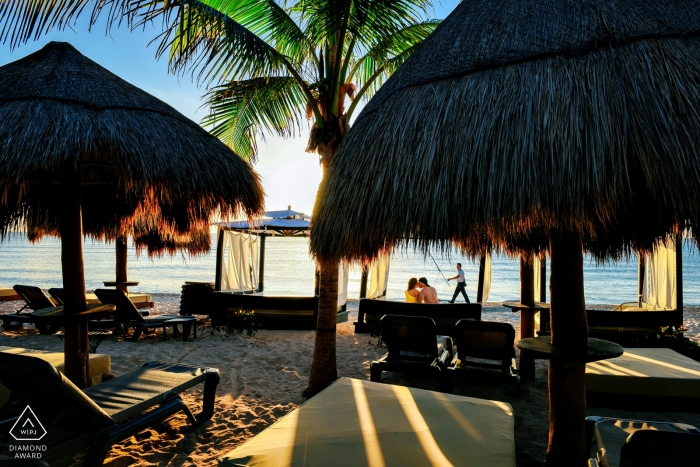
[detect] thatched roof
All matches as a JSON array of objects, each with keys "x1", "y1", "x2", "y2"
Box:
[
  {"x1": 311, "y1": 0, "x2": 700, "y2": 263},
  {"x1": 0, "y1": 42, "x2": 264, "y2": 253}
]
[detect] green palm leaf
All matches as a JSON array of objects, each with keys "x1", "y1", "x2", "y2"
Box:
[{"x1": 203, "y1": 76, "x2": 307, "y2": 160}]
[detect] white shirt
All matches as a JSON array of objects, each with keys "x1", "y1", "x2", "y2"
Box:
[{"x1": 457, "y1": 268, "x2": 465, "y2": 283}]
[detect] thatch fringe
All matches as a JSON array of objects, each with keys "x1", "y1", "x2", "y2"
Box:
[
  {"x1": 311, "y1": 0, "x2": 700, "y2": 263},
  {"x1": 0, "y1": 42, "x2": 264, "y2": 254}
]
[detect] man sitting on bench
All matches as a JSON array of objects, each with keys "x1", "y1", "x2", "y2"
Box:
[{"x1": 418, "y1": 277, "x2": 439, "y2": 304}]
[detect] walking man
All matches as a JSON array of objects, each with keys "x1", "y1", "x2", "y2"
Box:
[{"x1": 448, "y1": 263, "x2": 470, "y2": 303}]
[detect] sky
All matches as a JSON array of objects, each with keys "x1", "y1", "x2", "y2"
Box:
[{"x1": 0, "y1": 1, "x2": 460, "y2": 215}]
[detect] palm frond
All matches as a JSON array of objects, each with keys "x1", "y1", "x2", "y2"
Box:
[{"x1": 203, "y1": 76, "x2": 307, "y2": 159}]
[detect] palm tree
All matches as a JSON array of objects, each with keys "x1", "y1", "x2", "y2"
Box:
[{"x1": 0, "y1": 0, "x2": 439, "y2": 395}]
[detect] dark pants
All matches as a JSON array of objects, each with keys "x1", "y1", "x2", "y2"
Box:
[{"x1": 450, "y1": 282, "x2": 470, "y2": 303}]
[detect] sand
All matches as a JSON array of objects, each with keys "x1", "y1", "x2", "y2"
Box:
[{"x1": 2, "y1": 297, "x2": 700, "y2": 467}]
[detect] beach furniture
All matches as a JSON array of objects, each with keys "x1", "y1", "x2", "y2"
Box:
[
  {"x1": 48, "y1": 287, "x2": 153, "y2": 311},
  {"x1": 355, "y1": 298, "x2": 482, "y2": 335},
  {"x1": 0, "y1": 352, "x2": 219, "y2": 466},
  {"x1": 448, "y1": 320, "x2": 521, "y2": 397},
  {"x1": 0, "y1": 288, "x2": 19, "y2": 301},
  {"x1": 93, "y1": 288, "x2": 192, "y2": 341},
  {"x1": 586, "y1": 416, "x2": 700, "y2": 467},
  {"x1": 213, "y1": 294, "x2": 327, "y2": 330},
  {"x1": 0, "y1": 345, "x2": 111, "y2": 405},
  {"x1": 220, "y1": 377, "x2": 515, "y2": 466},
  {"x1": 586, "y1": 348, "x2": 700, "y2": 410},
  {"x1": 0, "y1": 285, "x2": 59, "y2": 333},
  {"x1": 370, "y1": 315, "x2": 452, "y2": 388}
]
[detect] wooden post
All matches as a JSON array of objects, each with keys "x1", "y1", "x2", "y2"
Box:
[
  {"x1": 359, "y1": 266, "x2": 368, "y2": 299},
  {"x1": 115, "y1": 236, "x2": 128, "y2": 293},
  {"x1": 59, "y1": 166, "x2": 89, "y2": 389},
  {"x1": 258, "y1": 235, "x2": 266, "y2": 293},
  {"x1": 676, "y1": 234, "x2": 683, "y2": 317},
  {"x1": 539, "y1": 257, "x2": 547, "y2": 303},
  {"x1": 476, "y1": 254, "x2": 486, "y2": 303},
  {"x1": 519, "y1": 253, "x2": 536, "y2": 380},
  {"x1": 547, "y1": 233, "x2": 588, "y2": 466},
  {"x1": 214, "y1": 229, "x2": 225, "y2": 291}
]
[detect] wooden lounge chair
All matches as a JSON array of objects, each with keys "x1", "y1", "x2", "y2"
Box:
[
  {"x1": 586, "y1": 416, "x2": 700, "y2": 467},
  {"x1": 370, "y1": 315, "x2": 452, "y2": 389},
  {"x1": 93, "y1": 289, "x2": 192, "y2": 341},
  {"x1": 449, "y1": 320, "x2": 521, "y2": 397},
  {"x1": 0, "y1": 352, "x2": 219, "y2": 467},
  {"x1": 0, "y1": 285, "x2": 57, "y2": 334}
]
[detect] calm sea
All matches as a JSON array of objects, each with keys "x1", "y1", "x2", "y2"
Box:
[{"x1": 1, "y1": 232, "x2": 699, "y2": 305}]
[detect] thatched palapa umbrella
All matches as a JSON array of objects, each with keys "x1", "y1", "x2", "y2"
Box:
[
  {"x1": 0, "y1": 42, "x2": 264, "y2": 388},
  {"x1": 311, "y1": 1, "x2": 700, "y2": 465}
]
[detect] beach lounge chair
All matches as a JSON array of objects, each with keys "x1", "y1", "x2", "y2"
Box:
[
  {"x1": 48, "y1": 287, "x2": 153, "y2": 311},
  {"x1": 0, "y1": 285, "x2": 57, "y2": 334},
  {"x1": 586, "y1": 416, "x2": 700, "y2": 467},
  {"x1": 449, "y1": 320, "x2": 521, "y2": 397},
  {"x1": 0, "y1": 352, "x2": 220, "y2": 466},
  {"x1": 369, "y1": 315, "x2": 452, "y2": 389},
  {"x1": 220, "y1": 377, "x2": 515, "y2": 466},
  {"x1": 93, "y1": 288, "x2": 191, "y2": 341}
]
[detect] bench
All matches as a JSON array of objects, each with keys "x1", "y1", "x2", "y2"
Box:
[
  {"x1": 536, "y1": 309, "x2": 682, "y2": 343},
  {"x1": 355, "y1": 298, "x2": 481, "y2": 336},
  {"x1": 211, "y1": 293, "x2": 348, "y2": 330}
]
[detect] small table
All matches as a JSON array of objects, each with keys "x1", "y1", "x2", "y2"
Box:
[
  {"x1": 502, "y1": 301, "x2": 551, "y2": 380},
  {"x1": 55, "y1": 330, "x2": 112, "y2": 353},
  {"x1": 163, "y1": 317, "x2": 197, "y2": 341},
  {"x1": 102, "y1": 281, "x2": 140, "y2": 287},
  {"x1": 517, "y1": 336, "x2": 623, "y2": 362}
]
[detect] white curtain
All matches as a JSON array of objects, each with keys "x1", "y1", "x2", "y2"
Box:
[
  {"x1": 482, "y1": 252, "x2": 492, "y2": 302},
  {"x1": 642, "y1": 236, "x2": 676, "y2": 310},
  {"x1": 366, "y1": 255, "x2": 391, "y2": 299},
  {"x1": 220, "y1": 231, "x2": 259, "y2": 293},
  {"x1": 338, "y1": 261, "x2": 349, "y2": 306},
  {"x1": 533, "y1": 255, "x2": 541, "y2": 301}
]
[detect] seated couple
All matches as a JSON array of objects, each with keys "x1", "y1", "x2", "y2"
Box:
[{"x1": 405, "y1": 277, "x2": 439, "y2": 304}]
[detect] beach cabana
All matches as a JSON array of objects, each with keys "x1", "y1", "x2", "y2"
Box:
[
  {"x1": 215, "y1": 208, "x2": 349, "y2": 328},
  {"x1": 0, "y1": 42, "x2": 264, "y2": 388},
  {"x1": 309, "y1": 0, "x2": 700, "y2": 464}
]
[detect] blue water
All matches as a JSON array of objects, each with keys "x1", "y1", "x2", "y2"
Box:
[{"x1": 1, "y1": 233, "x2": 699, "y2": 305}]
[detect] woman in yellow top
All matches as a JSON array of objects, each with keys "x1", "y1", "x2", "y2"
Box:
[{"x1": 405, "y1": 277, "x2": 420, "y2": 302}]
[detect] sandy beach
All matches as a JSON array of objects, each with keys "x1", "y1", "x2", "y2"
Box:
[{"x1": 2, "y1": 297, "x2": 700, "y2": 466}]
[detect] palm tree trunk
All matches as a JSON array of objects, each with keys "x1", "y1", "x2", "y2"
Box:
[
  {"x1": 546, "y1": 233, "x2": 588, "y2": 466},
  {"x1": 305, "y1": 259, "x2": 338, "y2": 396},
  {"x1": 115, "y1": 235, "x2": 129, "y2": 293}
]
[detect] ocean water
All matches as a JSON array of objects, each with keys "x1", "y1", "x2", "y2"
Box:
[{"x1": 1, "y1": 232, "x2": 699, "y2": 305}]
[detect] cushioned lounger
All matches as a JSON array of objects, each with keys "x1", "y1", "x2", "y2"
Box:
[
  {"x1": 0, "y1": 353, "x2": 219, "y2": 467},
  {"x1": 220, "y1": 377, "x2": 515, "y2": 467},
  {"x1": 0, "y1": 288, "x2": 19, "y2": 301},
  {"x1": 586, "y1": 348, "x2": 700, "y2": 399},
  {"x1": 586, "y1": 417, "x2": 700, "y2": 467}
]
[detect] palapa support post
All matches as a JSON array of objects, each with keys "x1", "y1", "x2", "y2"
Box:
[
  {"x1": 258, "y1": 235, "x2": 266, "y2": 293},
  {"x1": 476, "y1": 253, "x2": 486, "y2": 303},
  {"x1": 60, "y1": 165, "x2": 90, "y2": 389},
  {"x1": 305, "y1": 259, "x2": 338, "y2": 397},
  {"x1": 359, "y1": 266, "x2": 368, "y2": 299},
  {"x1": 519, "y1": 253, "x2": 536, "y2": 380},
  {"x1": 547, "y1": 233, "x2": 588, "y2": 467},
  {"x1": 115, "y1": 236, "x2": 129, "y2": 293},
  {"x1": 539, "y1": 257, "x2": 547, "y2": 303},
  {"x1": 637, "y1": 253, "x2": 645, "y2": 308}
]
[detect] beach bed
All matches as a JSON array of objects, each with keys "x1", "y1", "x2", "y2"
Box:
[
  {"x1": 0, "y1": 288, "x2": 19, "y2": 301},
  {"x1": 220, "y1": 377, "x2": 515, "y2": 467},
  {"x1": 586, "y1": 348, "x2": 700, "y2": 409},
  {"x1": 0, "y1": 345, "x2": 110, "y2": 404}
]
